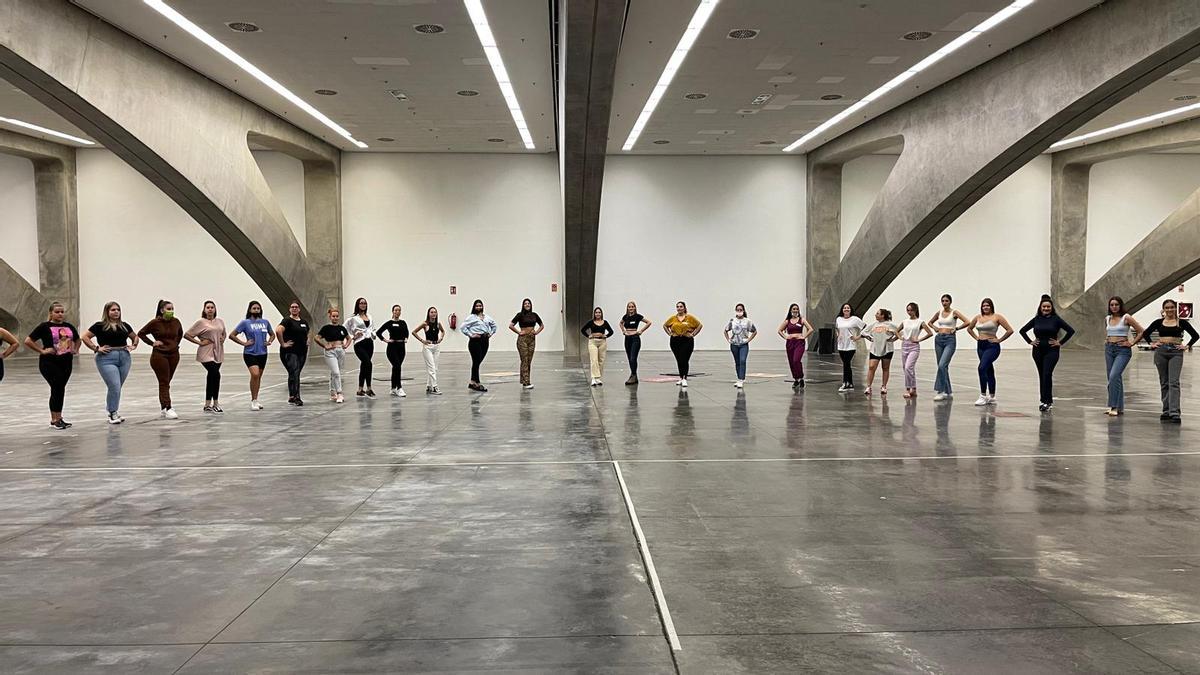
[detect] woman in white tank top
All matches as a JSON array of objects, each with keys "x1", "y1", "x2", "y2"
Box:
[
  {"x1": 966, "y1": 297, "x2": 1015, "y2": 406},
  {"x1": 926, "y1": 294, "x2": 969, "y2": 401}
]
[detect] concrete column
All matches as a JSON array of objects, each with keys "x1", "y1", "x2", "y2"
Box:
[
  {"x1": 302, "y1": 160, "x2": 343, "y2": 316},
  {"x1": 805, "y1": 161, "x2": 842, "y2": 322},
  {"x1": 1049, "y1": 161, "x2": 1092, "y2": 305}
]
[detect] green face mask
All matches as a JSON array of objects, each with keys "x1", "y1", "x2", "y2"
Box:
[{"x1": 163, "y1": 310, "x2": 175, "y2": 320}]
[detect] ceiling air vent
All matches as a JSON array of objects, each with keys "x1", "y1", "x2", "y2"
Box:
[
  {"x1": 226, "y1": 22, "x2": 261, "y2": 33},
  {"x1": 902, "y1": 31, "x2": 933, "y2": 41},
  {"x1": 727, "y1": 29, "x2": 759, "y2": 40},
  {"x1": 413, "y1": 24, "x2": 445, "y2": 34}
]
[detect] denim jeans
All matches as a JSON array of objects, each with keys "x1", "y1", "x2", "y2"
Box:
[
  {"x1": 95, "y1": 349, "x2": 131, "y2": 413},
  {"x1": 1104, "y1": 343, "x2": 1132, "y2": 409},
  {"x1": 933, "y1": 333, "x2": 956, "y2": 394},
  {"x1": 730, "y1": 342, "x2": 749, "y2": 380},
  {"x1": 976, "y1": 340, "x2": 1001, "y2": 395}
]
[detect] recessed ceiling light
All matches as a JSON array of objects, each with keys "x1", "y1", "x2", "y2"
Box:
[
  {"x1": 225, "y1": 21, "x2": 260, "y2": 33},
  {"x1": 314, "y1": 89, "x2": 337, "y2": 96},
  {"x1": 0, "y1": 116, "x2": 95, "y2": 145},
  {"x1": 463, "y1": 0, "x2": 535, "y2": 149},
  {"x1": 783, "y1": 0, "x2": 1037, "y2": 153},
  {"x1": 388, "y1": 89, "x2": 409, "y2": 101},
  {"x1": 751, "y1": 93, "x2": 773, "y2": 105},
  {"x1": 144, "y1": 0, "x2": 367, "y2": 148},
  {"x1": 456, "y1": 89, "x2": 480, "y2": 97},
  {"x1": 902, "y1": 31, "x2": 933, "y2": 41},
  {"x1": 727, "y1": 28, "x2": 758, "y2": 39},
  {"x1": 413, "y1": 24, "x2": 445, "y2": 34},
  {"x1": 1174, "y1": 95, "x2": 1198, "y2": 101},
  {"x1": 653, "y1": 139, "x2": 670, "y2": 144},
  {"x1": 487, "y1": 138, "x2": 505, "y2": 142},
  {"x1": 758, "y1": 140, "x2": 777, "y2": 145},
  {"x1": 623, "y1": 0, "x2": 721, "y2": 151},
  {"x1": 376, "y1": 137, "x2": 394, "y2": 142},
  {"x1": 820, "y1": 94, "x2": 843, "y2": 101},
  {"x1": 684, "y1": 92, "x2": 708, "y2": 100},
  {"x1": 1052, "y1": 100, "x2": 1200, "y2": 149}
]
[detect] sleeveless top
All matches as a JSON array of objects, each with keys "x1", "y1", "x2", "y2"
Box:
[
  {"x1": 975, "y1": 317, "x2": 998, "y2": 338},
  {"x1": 1106, "y1": 314, "x2": 1129, "y2": 337},
  {"x1": 936, "y1": 311, "x2": 958, "y2": 329},
  {"x1": 784, "y1": 318, "x2": 804, "y2": 335}
]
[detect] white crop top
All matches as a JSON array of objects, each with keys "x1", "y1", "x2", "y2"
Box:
[{"x1": 1106, "y1": 314, "x2": 1129, "y2": 338}]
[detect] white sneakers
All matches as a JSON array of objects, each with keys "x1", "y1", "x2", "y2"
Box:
[
  {"x1": 974, "y1": 394, "x2": 997, "y2": 406},
  {"x1": 933, "y1": 392, "x2": 947, "y2": 401},
  {"x1": 680, "y1": 378, "x2": 688, "y2": 388},
  {"x1": 838, "y1": 383, "x2": 853, "y2": 392},
  {"x1": 250, "y1": 401, "x2": 263, "y2": 411},
  {"x1": 161, "y1": 408, "x2": 178, "y2": 420},
  {"x1": 335, "y1": 393, "x2": 345, "y2": 403},
  {"x1": 734, "y1": 380, "x2": 744, "y2": 389},
  {"x1": 523, "y1": 384, "x2": 535, "y2": 390},
  {"x1": 390, "y1": 387, "x2": 407, "y2": 398},
  {"x1": 108, "y1": 412, "x2": 124, "y2": 425}
]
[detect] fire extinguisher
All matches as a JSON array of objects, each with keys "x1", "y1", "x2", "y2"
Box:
[{"x1": 449, "y1": 313, "x2": 457, "y2": 330}]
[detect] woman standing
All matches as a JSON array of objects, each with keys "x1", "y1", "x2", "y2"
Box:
[
  {"x1": 0, "y1": 327, "x2": 18, "y2": 383},
  {"x1": 835, "y1": 303, "x2": 866, "y2": 392},
  {"x1": 581, "y1": 307, "x2": 615, "y2": 386},
  {"x1": 1142, "y1": 299, "x2": 1197, "y2": 423},
  {"x1": 230, "y1": 300, "x2": 275, "y2": 410},
  {"x1": 509, "y1": 299, "x2": 543, "y2": 389},
  {"x1": 24, "y1": 301, "x2": 80, "y2": 429},
  {"x1": 927, "y1": 294, "x2": 970, "y2": 401},
  {"x1": 82, "y1": 301, "x2": 139, "y2": 424},
  {"x1": 966, "y1": 298, "x2": 1015, "y2": 406},
  {"x1": 460, "y1": 299, "x2": 498, "y2": 392},
  {"x1": 862, "y1": 309, "x2": 899, "y2": 396},
  {"x1": 621, "y1": 302, "x2": 651, "y2": 385},
  {"x1": 1103, "y1": 296, "x2": 1144, "y2": 417},
  {"x1": 185, "y1": 300, "x2": 226, "y2": 413},
  {"x1": 897, "y1": 303, "x2": 933, "y2": 399},
  {"x1": 724, "y1": 303, "x2": 757, "y2": 389},
  {"x1": 663, "y1": 301, "x2": 702, "y2": 388},
  {"x1": 138, "y1": 299, "x2": 185, "y2": 420},
  {"x1": 315, "y1": 308, "x2": 350, "y2": 403},
  {"x1": 277, "y1": 301, "x2": 310, "y2": 406},
  {"x1": 377, "y1": 305, "x2": 409, "y2": 398},
  {"x1": 344, "y1": 297, "x2": 376, "y2": 398},
  {"x1": 414, "y1": 307, "x2": 445, "y2": 395},
  {"x1": 776, "y1": 303, "x2": 813, "y2": 389},
  {"x1": 1018, "y1": 295, "x2": 1076, "y2": 412}
]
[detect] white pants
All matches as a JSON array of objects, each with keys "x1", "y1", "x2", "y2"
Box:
[
  {"x1": 423, "y1": 344, "x2": 440, "y2": 389},
  {"x1": 323, "y1": 347, "x2": 345, "y2": 393}
]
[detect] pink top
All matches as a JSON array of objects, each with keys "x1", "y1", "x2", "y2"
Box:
[{"x1": 188, "y1": 318, "x2": 227, "y2": 363}]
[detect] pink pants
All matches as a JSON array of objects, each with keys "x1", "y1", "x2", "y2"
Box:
[{"x1": 902, "y1": 341, "x2": 920, "y2": 389}]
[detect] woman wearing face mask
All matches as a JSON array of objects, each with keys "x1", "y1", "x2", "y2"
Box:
[
  {"x1": 835, "y1": 303, "x2": 866, "y2": 392},
  {"x1": 509, "y1": 298, "x2": 544, "y2": 390},
  {"x1": 24, "y1": 301, "x2": 80, "y2": 429},
  {"x1": 460, "y1": 299, "x2": 498, "y2": 392},
  {"x1": 230, "y1": 300, "x2": 275, "y2": 410},
  {"x1": 0, "y1": 327, "x2": 18, "y2": 383},
  {"x1": 861, "y1": 308, "x2": 899, "y2": 396},
  {"x1": 276, "y1": 301, "x2": 310, "y2": 406},
  {"x1": 723, "y1": 303, "x2": 757, "y2": 389},
  {"x1": 315, "y1": 308, "x2": 350, "y2": 404},
  {"x1": 1143, "y1": 298, "x2": 1198, "y2": 423},
  {"x1": 1018, "y1": 294, "x2": 1075, "y2": 412},
  {"x1": 777, "y1": 303, "x2": 813, "y2": 389},
  {"x1": 966, "y1": 298, "x2": 1015, "y2": 406},
  {"x1": 82, "y1": 301, "x2": 139, "y2": 424},
  {"x1": 343, "y1": 297, "x2": 376, "y2": 398},
  {"x1": 1102, "y1": 296, "x2": 1144, "y2": 417},
  {"x1": 581, "y1": 306, "x2": 615, "y2": 386},
  {"x1": 663, "y1": 301, "x2": 702, "y2": 387},
  {"x1": 928, "y1": 294, "x2": 970, "y2": 401},
  {"x1": 138, "y1": 299, "x2": 185, "y2": 420},
  {"x1": 621, "y1": 302, "x2": 651, "y2": 385},
  {"x1": 376, "y1": 304, "x2": 409, "y2": 398},
  {"x1": 414, "y1": 307, "x2": 445, "y2": 395},
  {"x1": 185, "y1": 300, "x2": 226, "y2": 413},
  {"x1": 897, "y1": 302, "x2": 933, "y2": 399}
]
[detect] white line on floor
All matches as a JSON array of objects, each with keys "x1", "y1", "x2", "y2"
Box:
[{"x1": 612, "y1": 459, "x2": 681, "y2": 652}]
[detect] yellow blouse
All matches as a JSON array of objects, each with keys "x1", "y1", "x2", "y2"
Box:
[{"x1": 664, "y1": 314, "x2": 701, "y2": 336}]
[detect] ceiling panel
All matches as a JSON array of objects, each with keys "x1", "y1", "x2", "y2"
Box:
[{"x1": 0, "y1": 83, "x2": 97, "y2": 146}]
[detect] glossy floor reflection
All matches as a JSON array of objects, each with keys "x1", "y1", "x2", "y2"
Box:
[{"x1": 0, "y1": 347, "x2": 1196, "y2": 673}]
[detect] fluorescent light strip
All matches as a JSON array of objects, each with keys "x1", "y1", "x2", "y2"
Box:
[
  {"x1": 783, "y1": 0, "x2": 1035, "y2": 153},
  {"x1": 0, "y1": 117, "x2": 94, "y2": 145},
  {"x1": 1050, "y1": 102, "x2": 1200, "y2": 149},
  {"x1": 143, "y1": 0, "x2": 368, "y2": 149},
  {"x1": 463, "y1": 0, "x2": 535, "y2": 149},
  {"x1": 622, "y1": 0, "x2": 720, "y2": 151}
]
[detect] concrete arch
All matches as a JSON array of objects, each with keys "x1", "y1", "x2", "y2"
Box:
[
  {"x1": 807, "y1": 0, "x2": 1200, "y2": 326},
  {"x1": 0, "y1": 0, "x2": 341, "y2": 323}
]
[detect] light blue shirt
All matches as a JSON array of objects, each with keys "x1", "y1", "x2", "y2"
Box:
[{"x1": 460, "y1": 313, "x2": 498, "y2": 338}]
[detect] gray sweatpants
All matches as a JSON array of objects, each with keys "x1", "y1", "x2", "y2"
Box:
[{"x1": 1154, "y1": 348, "x2": 1184, "y2": 417}]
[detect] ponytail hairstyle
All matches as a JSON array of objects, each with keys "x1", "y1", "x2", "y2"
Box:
[{"x1": 155, "y1": 299, "x2": 171, "y2": 318}]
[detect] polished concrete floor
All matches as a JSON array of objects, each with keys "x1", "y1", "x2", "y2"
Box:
[{"x1": 0, "y1": 345, "x2": 1196, "y2": 673}]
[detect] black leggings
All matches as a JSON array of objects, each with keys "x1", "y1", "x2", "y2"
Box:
[
  {"x1": 202, "y1": 361, "x2": 222, "y2": 401},
  {"x1": 1032, "y1": 345, "x2": 1060, "y2": 405},
  {"x1": 0, "y1": 357, "x2": 5, "y2": 382},
  {"x1": 354, "y1": 340, "x2": 374, "y2": 389},
  {"x1": 669, "y1": 335, "x2": 694, "y2": 379},
  {"x1": 468, "y1": 336, "x2": 489, "y2": 382},
  {"x1": 281, "y1": 352, "x2": 306, "y2": 398},
  {"x1": 839, "y1": 350, "x2": 855, "y2": 385},
  {"x1": 39, "y1": 355, "x2": 72, "y2": 414},
  {"x1": 386, "y1": 342, "x2": 405, "y2": 389},
  {"x1": 624, "y1": 335, "x2": 641, "y2": 376}
]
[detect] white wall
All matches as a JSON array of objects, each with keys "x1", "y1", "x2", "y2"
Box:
[
  {"x1": 251, "y1": 151, "x2": 306, "y2": 252},
  {"x1": 0, "y1": 153, "x2": 39, "y2": 289},
  {"x1": 77, "y1": 150, "x2": 302, "y2": 352},
  {"x1": 1087, "y1": 154, "x2": 1200, "y2": 327},
  {"x1": 840, "y1": 154, "x2": 1052, "y2": 345},
  {"x1": 341, "y1": 153, "x2": 564, "y2": 352},
  {"x1": 595, "y1": 155, "x2": 806, "y2": 351}
]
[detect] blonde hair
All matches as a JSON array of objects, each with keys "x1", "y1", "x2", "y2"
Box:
[{"x1": 101, "y1": 301, "x2": 122, "y2": 331}]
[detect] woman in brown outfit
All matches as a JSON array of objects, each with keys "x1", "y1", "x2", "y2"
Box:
[{"x1": 138, "y1": 299, "x2": 184, "y2": 420}]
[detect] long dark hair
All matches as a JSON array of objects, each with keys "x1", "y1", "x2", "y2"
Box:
[
  {"x1": 734, "y1": 303, "x2": 748, "y2": 319},
  {"x1": 1108, "y1": 296, "x2": 1126, "y2": 316},
  {"x1": 593, "y1": 306, "x2": 604, "y2": 320},
  {"x1": 354, "y1": 297, "x2": 368, "y2": 316},
  {"x1": 785, "y1": 303, "x2": 800, "y2": 322},
  {"x1": 472, "y1": 299, "x2": 484, "y2": 315},
  {"x1": 878, "y1": 308, "x2": 892, "y2": 321},
  {"x1": 201, "y1": 300, "x2": 217, "y2": 319},
  {"x1": 980, "y1": 298, "x2": 995, "y2": 315},
  {"x1": 425, "y1": 306, "x2": 438, "y2": 324},
  {"x1": 837, "y1": 302, "x2": 853, "y2": 321},
  {"x1": 244, "y1": 300, "x2": 263, "y2": 319},
  {"x1": 1038, "y1": 294, "x2": 1057, "y2": 316}
]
